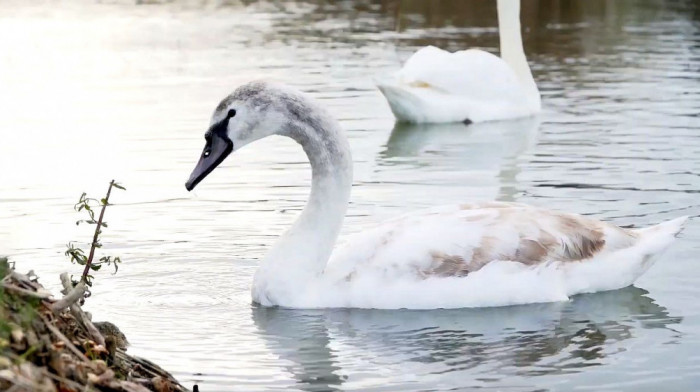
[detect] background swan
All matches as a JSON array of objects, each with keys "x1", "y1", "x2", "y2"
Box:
[
  {"x1": 376, "y1": 0, "x2": 541, "y2": 124},
  {"x1": 186, "y1": 81, "x2": 685, "y2": 309}
]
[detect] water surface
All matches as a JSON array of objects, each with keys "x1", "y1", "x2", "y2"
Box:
[{"x1": 1, "y1": 0, "x2": 699, "y2": 390}]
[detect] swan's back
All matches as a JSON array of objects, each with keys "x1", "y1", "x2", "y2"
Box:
[
  {"x1": 398, "y1": 46, "x2": 525, "y2": 103},
  {"x1": 377, "y1": 46, "x2": 536, "y2": 123},
  {"x1": 329, "y1": 202, "x2": 629, "y2": 276}
]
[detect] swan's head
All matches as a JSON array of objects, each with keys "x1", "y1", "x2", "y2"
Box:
[{"x1": 185, "y1": 81, "x2": 305, "y2": 191}]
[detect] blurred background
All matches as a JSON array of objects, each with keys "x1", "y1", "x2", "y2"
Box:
[{"x1": 1, "y1": 0, "x2": 699, "y2": 391}]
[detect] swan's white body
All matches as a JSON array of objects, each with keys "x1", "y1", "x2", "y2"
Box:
[
  {"x1": 376, "y1": 0, "x2": 541, "y2": 123},
  {"x1": 187, "y1": 81, "x2": 687, "y2": 310}
]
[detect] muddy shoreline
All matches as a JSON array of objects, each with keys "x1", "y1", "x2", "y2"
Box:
[{"x1": 0, "y1": 258, "x2": 193, "y2": 392}]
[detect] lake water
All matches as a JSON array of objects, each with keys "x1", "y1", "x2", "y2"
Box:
[{"x1": 1, "y1": 0, "x2": 699, "y2": 390}]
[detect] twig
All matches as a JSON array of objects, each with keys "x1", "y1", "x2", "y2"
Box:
[
  {"x1": 81, "y1": 180, "x2": 116, "y2": 283},
  {"x1": 1, "y1": 378, "x2": 31, "y2": 392},
  {"x1": 52, "y1": 273, "x2": 106, "y2": 347},
  {"x1": 39, "y1": 368, "x2": 86, "y2": 391},
  {"x1": 115, "y1": 351, "x2": 190, "y2": 392},
  {"x1": 1, "y1": 282, "x2": 52, "y2": 299},
  {"x1": 8, "y1": 270, "x2": 38, "y2": 287},
  {"x1": 38, "y1": 312, "x2": 89, "y2": 362},
  {"x1": 50, "y1": 279, "x2": 86, "y2": 312},
  {"x1": 6, "y1": 384, "x2": 23, "y2": 392}
]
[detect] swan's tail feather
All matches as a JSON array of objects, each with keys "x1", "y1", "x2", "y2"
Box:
[
  {"x1": 626, "y1": 216, "x2": 689, "y2": 274},
  {"x1": 563, "y1": 216, "x2": 689, "y2": 296},
  {"x1": 634, "y1": 216, "x2": 689, "y2": 239},
  {"x1": 375, "y1": 80, "x2": 424, "y2": 123}
]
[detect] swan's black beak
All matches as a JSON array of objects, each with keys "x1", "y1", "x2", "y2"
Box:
[{"x1": 185, "y1": 129, "x2": 233, "y2": 191}]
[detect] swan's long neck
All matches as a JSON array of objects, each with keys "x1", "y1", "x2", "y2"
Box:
[
  {"x1": 497, "y1": 0, "x2": 540, "y2": 110},
  {"x1": 260, "y1": 105, "x2": 353, "y2": 281}
]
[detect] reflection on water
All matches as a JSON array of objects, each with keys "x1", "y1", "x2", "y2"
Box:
[
  {"x1": 1, "y1": 0, "x2": 699, "y2": 390},
  {"x1": 253, "y1": 308, "x2": 345, "y2": 392},
  {"x1": 381, "y1": 118, "x2": 540, "y2": 200},
  {"x1": 382, "y1": 118, "x2": 538, "y2": 160},
  {"x1": 253, "y1": 287, "x2": 681, "y2": 391}
]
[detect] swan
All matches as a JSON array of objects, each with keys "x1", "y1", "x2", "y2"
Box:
[
  {"x1": 376, "y1": 0, "x2": 540, "y2": 124},
  {"x1": 185, "y1": 81, "x2": 686, "y2": 309}
]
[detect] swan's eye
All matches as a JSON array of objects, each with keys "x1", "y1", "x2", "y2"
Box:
[
  {"x1": 227, "y1": 109, "x2": 236, "y2": 119},
  {"x1": 203, "y1": 149, "x2": 211, "y2": 157}
]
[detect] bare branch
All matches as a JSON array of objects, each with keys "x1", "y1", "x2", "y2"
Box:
[
  {"x1": 52, "y1": 273, "x2": 106, "y2": 347},
  {"x1": 50, "y1": 275, "x2": 86, "y2": 311},
  {"x1": 1, "y1": 282, "x2": 52, "y2": 299}
]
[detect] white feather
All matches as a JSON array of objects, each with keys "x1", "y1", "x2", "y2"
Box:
[
  {"x1": 283, "y1": 205, "x2": 687, "y2": 309},
  {"x1": 376, "y1": 0, "x2": 541, "y2": 123}
]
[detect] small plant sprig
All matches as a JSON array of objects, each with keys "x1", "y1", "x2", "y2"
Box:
[{"x1": 64, "y1": 180, "x2": 125, "y2": 295}]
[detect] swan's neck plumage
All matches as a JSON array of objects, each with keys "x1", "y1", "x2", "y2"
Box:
[
  {"x1": 497, "y1": 0, "x2": 540, "y2": 110},
  {"x1": 259, "y1": 106, "x2": 353, "y2": 283}
]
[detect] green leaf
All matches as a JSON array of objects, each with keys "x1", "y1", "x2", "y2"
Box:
[
  {"x1": 89, "y1": 264, "x2": 102, "y2": 271},
  {"x1": 113, "y1": 183, "x2": 126, "y2": 190}
]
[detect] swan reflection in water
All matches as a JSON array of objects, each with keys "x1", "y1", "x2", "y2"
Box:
[
  {"x1": 379, "y1": 117, "x2": 540, "y2": 201},
  {"x1": 252, "y1": 287, "x2": 681, "y2": 391}
]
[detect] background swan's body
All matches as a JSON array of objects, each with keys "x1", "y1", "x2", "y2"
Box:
[
  {"x1": 186, "y1": 81, "x2": 686, "y2": 309},
  {"x1": 377, "y1": 0, "x2": 541, "y2": 123}
]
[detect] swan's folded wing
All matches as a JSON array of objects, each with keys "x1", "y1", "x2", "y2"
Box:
[
  {"x1": 424, "y1": 204, "x2": 640, "y2": 276},
  {"x1": 396, "y1": 46, "x2": 525, "y2": 102},
  {"x1": 327, "y1": 202, "x2": 639, "y2": 280}
]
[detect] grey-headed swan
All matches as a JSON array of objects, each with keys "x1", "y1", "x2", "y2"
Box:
[{"x1": 185, "y1": 81, "x2": 686, "y2": 309}]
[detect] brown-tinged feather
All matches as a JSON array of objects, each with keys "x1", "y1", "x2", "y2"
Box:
[
  {"x1": 514, "y1": 239, "x2": 549, "y2": 265},
  {"x1": 552, "y1": 214, "x2": 607, "y2": 260},
  {"x1": 424, "y1": 251, "x2": 471, "y2": 277},
  {"x1": 408, "y1": 81, "x2": 432, "y2": 88},
  {"x1": 355, "y1": 203, "x2": 637, "y2": 281},
  {"x1": 471, "y1": 236, "x2": 498, "y2": 267}
]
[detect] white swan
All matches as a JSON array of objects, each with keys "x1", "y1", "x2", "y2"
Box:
[
  {"x1": 186, "y1": 81, "x2": 686, "y2": 309},
  {"x1": 376, "y1": 0, "x2": 540, "y2": 124}
]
